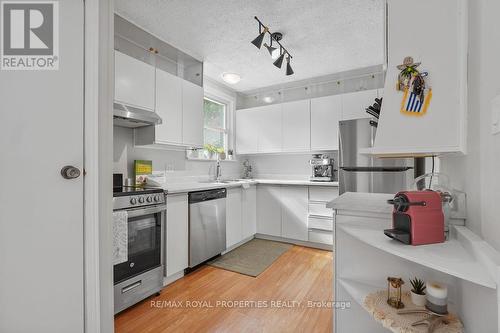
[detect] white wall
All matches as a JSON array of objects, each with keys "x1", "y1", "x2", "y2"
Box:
[
  {"x1": 440, "y1": 0, "x2": 500, "y2": 249},
  {"x1": 113, "y1": 126, "x2": 241, "y2": 180}
]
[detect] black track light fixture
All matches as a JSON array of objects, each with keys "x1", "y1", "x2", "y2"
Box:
[
  {"x1": 273, "y1": 47, "x2": 286, "y2": 69},
  {"x1": 251, "y1": 23, "x2": 268, "y2": 49},
  {"x1": 252, "y1": 17, "x2": 294, "y2": 76},
  {"x1": 286, "y1": 56, "x2": 294, "y2": 76}
]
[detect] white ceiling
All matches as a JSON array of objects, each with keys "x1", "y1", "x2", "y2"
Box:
[{"x1": 115, "y1": 0, "x2": 385, "y2": 92}]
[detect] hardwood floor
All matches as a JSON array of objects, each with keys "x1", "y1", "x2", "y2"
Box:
[{"x1": 115, "y1": 245, "x2": 333, "y2": 333}]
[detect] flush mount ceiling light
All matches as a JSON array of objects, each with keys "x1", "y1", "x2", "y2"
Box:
[
  {"x1": 251, "y1": 17, "x2": 294, "y2": 76},
  {"x1": 221, "y1": 72, "x2": 241, "y2": 84}
]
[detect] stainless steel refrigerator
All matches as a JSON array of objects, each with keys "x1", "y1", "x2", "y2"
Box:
[{"x1": 338, "y1": 119, "x2": 414, "y2": 194}]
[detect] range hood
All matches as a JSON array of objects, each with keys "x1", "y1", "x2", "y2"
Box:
[{"x1": 113, "y1": 102, "x2": 162, "y2": 128}]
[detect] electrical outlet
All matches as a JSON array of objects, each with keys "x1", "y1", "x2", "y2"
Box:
[{"x1": 492, "y1": 95, "x2": 500, "y2": 135}]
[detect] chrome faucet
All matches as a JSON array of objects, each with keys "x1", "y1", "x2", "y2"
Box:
[{"x1": 215, "y1": 159, "x2": 222, "y2": 182}]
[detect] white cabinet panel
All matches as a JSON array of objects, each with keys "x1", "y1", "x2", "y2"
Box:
[
  {"x1": 341, "y1": 89, "x2": 377, "y2": 120},
  {"x1": 226, "y1": 188, "x2": 243, "y2": 248},
  {"x1": 308, "y1": 229, "x2": 333, "y2": 245},
  {"x1": 281, "y1": 186, "x2": 309, "y2": 241},
  {"x1": 182, "y1": 80, "x2": 204, "y2": 147},
  {"x1": 309, "y1": 186, "x2": 339, "y2": 202},
  {"x1": 310, "y1": 95, "x2": 341, "y2": 151},
  {"x1": 155, "y1": 69, "x2": 183, "y2": 144},
  {"x1": 257, "y1": 185, "x2": 282, "y2": 237},
  {"x1": 166, "y1": 194, "x2": 189, "y2": 277},
  {"x1": 236, "y1": 108, "x2": 259, "y2": 154},
  {"x1": 282, "y1": 100, "x2": 311, "y2": 152},
  {"x1": 242, "y1": 185, "x2": 257, "y2": 239},
  {"x1": 114, "y1": 50, "x2": 155, "y2": 110},
  {"x1": 258, "y1": 104, "x2": 282, "y2": 153}
]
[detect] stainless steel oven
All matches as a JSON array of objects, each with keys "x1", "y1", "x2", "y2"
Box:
[{"x1": 113, "y1": 186, "x2": 166, "y2": 314}]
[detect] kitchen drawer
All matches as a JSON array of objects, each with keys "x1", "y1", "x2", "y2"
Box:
[
  {"x1": 309, "y1": 186, "x2": 339, "y2": 202},
  {"x1": 308, "y1": 229, "x2": 333, "y2": 245},
  {"x1": 308, "y1": 216, "x2": 333, "y2": 231},
  {"x1": 308, "y1": 202, "x2": 333, "y2": 218}
]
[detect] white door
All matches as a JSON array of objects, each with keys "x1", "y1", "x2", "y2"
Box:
[
  {"x1": 236, "y1": 108, "x2": 259, "y2": 154},
  {"x1": 311, "y1": 95, "x2": 342, "y2": 150},
  {"x1": 0, "y1": 1, "x2": 84, "y2": 332},
  {"x1": 114, "y1": 50, "x2": 155, "y2": 110},
  {"x1": 182, "y1": 80, "x2": 204, "y2": 147},
  {"x1": 166, "y1": 194, "x2": 189, "y2": 276},
  {"x1": 241, "y1": 185, "x2": 257, "y2": 239},
  {"x1": 256, "y1": 185, "x2": 282, "y2": 237},
  {"x1": 281, "y1": 186, "x2": 309, "y2": 241},
  {"x1": 341, "y1": 89, "x2": 377, "y2": 120},
  {"x1": 258, "y1": 104, "x2": 282, "y2": 153},
  {"x1": 155, "y1": 69, "x2": 183, "y2": 144},
  {"x1": 282, "y1": 100, "x2": 311, "y2": 152},
  {"x1": 226, "y1": 188, "x2": 243, "y2": 247}
]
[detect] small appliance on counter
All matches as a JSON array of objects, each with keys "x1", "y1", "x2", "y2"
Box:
[
  {"x1": 309, "y1": 154, "x2": 336, "y2": 182},
  {"x1": 384, "y1": 190, "x2": 444, "y2": 246}
]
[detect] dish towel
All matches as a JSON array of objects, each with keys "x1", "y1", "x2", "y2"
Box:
[{"x1": 113, "y1": 211, "x2": 128, "y2": 265}]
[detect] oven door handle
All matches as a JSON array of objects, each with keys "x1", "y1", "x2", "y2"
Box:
[{"x1": 126, "y1": 205, "x2": 166, "y2": 218}]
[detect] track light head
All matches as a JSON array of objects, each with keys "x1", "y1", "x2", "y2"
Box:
[
  {"x1": 264, "y1": 43, "x2": 277, "y2": 57},
  {"x1": 273, "y1": 51, "x2": 285, "y2": 69},
  {"x1": 251, "y1": 26, "x2": 268, "y2": 49},
  {"x1": 286, "y1": 56, "x2": 294, "y2": 76}
]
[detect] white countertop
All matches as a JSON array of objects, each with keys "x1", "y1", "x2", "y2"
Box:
[
  {"x1": 162, "y1": 179, "x2": 338, "y2": 194},
  {"x1": 326, "y1": 192, "x2": 393, "y2": 214}
]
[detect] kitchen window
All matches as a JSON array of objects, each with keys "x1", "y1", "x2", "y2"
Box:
[
  {"x1": 203, "y1": 97, "x2": 228, "y2": 153},
  {"x1": 187, "y1": 93, "x2": 235, "y2": 161}
]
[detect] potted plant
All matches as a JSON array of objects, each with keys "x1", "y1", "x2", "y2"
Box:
[
  {"x1": 204, "y1": 144, "x2": 217, "y2": 159},
  {"x1": 409, "y1": 277, "x2": 426, "y2": 306}
]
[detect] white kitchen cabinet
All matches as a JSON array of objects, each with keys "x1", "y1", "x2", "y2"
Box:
[
  {"x1": 114, "y1": 50, "x2": 155, "y2": 110},
  {"x1": 241, "y1": 185, "x2": 257, "y2": 239},
  {"x1": 182, "y1": 80, "x2": 204, "y2": 147},
  {"x1": 281, "y1": 186, "x2": 309, "y2": 241},
  {"x1": 258, "y1": 104, "x2": 282, "y2": 153},
  {"x1": 257, "y1": 185, "x2": 282, "y2": 237},
  {"x1": 282, "y1": 100, "x2": 311, "y2": 152},
  {"x1": 155, "y1": 69, "x2": 183, "y2": 144},
  {"x1": 236, "y1": 108, "x2": 259, "y2": 154},
  {"x1": 310, "y1": 94, "x2": 342, "y2": 151},
  {"x1": 226, "y1": 188, "x2": 243, "y2": 248},
  {"x1": 341, "y1": 89, "x2": 377, "y2": 120},
  {"x1": 166, "y1": 194, "x2": 189, "y2": 277},
  {"x1": 371, "y1": 0, "x2": 467, "y2": 156}
]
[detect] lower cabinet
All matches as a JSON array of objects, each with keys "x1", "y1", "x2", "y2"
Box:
[
  {"x1": 226, "y1": 188, "x2": 243, "y2": 248},
  {"x1": 257, "y1": 185, "x2": 282, "y2": 237},
  {"x1": 242, "y1": 185, "x2": 257, "y2": 239},
  {"x1": 226, "y1": 185, "x2": 257, "y2": 249},
  {"x1": 165, "y1": 194, "x2": 189, "y2": 277},
  {"x1": 281, "y1": 186, "x2": 309, "y2": 241}
]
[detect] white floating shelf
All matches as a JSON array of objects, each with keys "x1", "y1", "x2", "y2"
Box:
[{"x1": 337, "y1": 224, "x2": 496, "y2": 289}]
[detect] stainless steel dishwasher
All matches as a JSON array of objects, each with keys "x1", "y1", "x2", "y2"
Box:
[{"x1": 188, "y1": 188, "x2": 226, "y2": 267}]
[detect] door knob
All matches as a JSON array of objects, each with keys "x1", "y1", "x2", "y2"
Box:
[{"x1": 61, "y1": 165, "x2": 81, "y2": 179}]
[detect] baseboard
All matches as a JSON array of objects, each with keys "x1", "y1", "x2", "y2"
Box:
[
  {"x1": 223, "y1": 235, "x2": 255, "y2": 254},
  {"x1": 255, "y1": 234, "x2": 333, "y2": 251},
  {"x1": 163, "y1": 270, "x2": 184, "y2": 287}
]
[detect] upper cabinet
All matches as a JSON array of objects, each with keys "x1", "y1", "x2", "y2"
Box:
[
  {"x1": 372, "y1": 0, "x2": 467, "y2": 156},
  {"x1": 236, "y1": 108, "x2": 259, "y2": 154},
  {"x1": 181, "y1": 80, "x2": 204, "y2": 147},
  {"x1": 341, "y1": 90, "x2": 377, "y2": 121},
  {"x1": 258, "y1": 104, "x2": 282, "y2": 153},
  {"x1": 311, "y1": 94, "x2": 342, "y2": 151},
  {"x1": 114, "y1": 50, "x2": 155, "y2": 110},
  {"x1": 236, "y1": 89, "x2": 375, "y2": 154},
  {"x1": 282, "y1": 100, "x2": 311, "y2": 152},
  {"x1": 133, "y1": 66, "x2": 205, "y2": 149},
  {"x1": 155, "y1": 68, "x2": 183, "y2": 144}
]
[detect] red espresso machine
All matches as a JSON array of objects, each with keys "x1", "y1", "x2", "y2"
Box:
[{"x1": 384, "y1": 191, "x2": 445, "y2": 246}]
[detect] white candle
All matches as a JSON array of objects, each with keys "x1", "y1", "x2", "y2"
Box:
[{"x1": 426, "y1": 281, "x2": 448, "y2": 299}]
